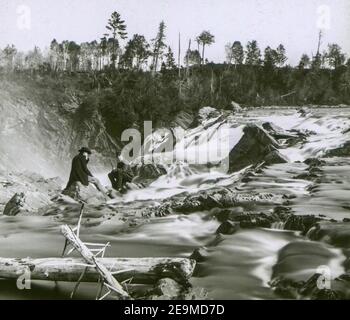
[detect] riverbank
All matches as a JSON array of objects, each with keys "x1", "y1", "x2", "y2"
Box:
[{"x1": 1, "y1": 106, "x2": 350, "y2": 299}]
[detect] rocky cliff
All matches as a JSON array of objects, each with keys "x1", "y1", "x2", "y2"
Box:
[{"x1": 0, "y1": 79, "x2": 118, "y2": 181}]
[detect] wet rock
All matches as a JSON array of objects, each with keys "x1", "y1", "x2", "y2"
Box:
[
  {"x1": 228, "y1": 124, "x2": 284, "y2": 173},
  {"x1": 298, "y1": 107, "x2": 310, "y2": 117},
  {"x1": 262, "y1": 122, "x2": 284, "y2": 133},
  {"x1": 270, "y1": 240, "x2": 349, "y2": 299},
  {"x1": 169, "y1": 193, "x2": 223, "y2": 214},
  {"x1": 262, "y1": 122, "x2": 301, "y2": 144},
  {"x1": 0, "y1": 171, "x2": 63, "y2": 215},
  {"x1": 3, "y1": 193, "x2": 25, "y2": 216},
  {"x1": 294, "y1": 172, "x2": 320, "y2": 181},
  {"x1": 207, "y1": 233, "x2": 226, "y2": 247},
  {"x1": 231, "y1": 101, "x2": 242, "y2": 113},
  {"x1": 160, "y1": 188, "x2": 284, "y2": 215},
  {"x1": 264, "y1": 150, "x2": 288, "y2": 165},
  {"x1": 213, "y1": 207, "x2": 244, "y2": 222},
  {"x1": 284, "y1": 215, "x2": 322, "y2": 234},
  {"x1": 299, "y1": 273, "x2": 341, "y2": 300},
  {"x1": 304, "y1": 158, "x2": 326, "y2": 167},
  {"x1": 294, "y1": 158, "x2": 325, "y2": 182},
  {"x1": 213, "y1": 210, "x2": 325, "y2": 232},
  {"x1": 62, "y1": 182, "x2": 108, "y2": 205},
  {"x1": 273, "y1": 205, "x2": 292, "y2": 216},
  {"x1": 234, "y1": 212, "x2": 274, "y2": 228},
  {"x1": 132, "y1": 163, "x2": 167, "y2": 184},
  {"x1": 198, "y1": 106, "x2": 221, "y2": 122},
  {"x1": 189, "y1": 107, "x2": 224, "y2": 128},
  {"x1": 152, "y1": 278, "x2": 182, "y2": 299},
  {"x1": 182, "y1": 287, "x2": 209, "y2": 300},
  {"x1": 3, "y1": 187, "x2": 57, "y2": 216},
  {"x1": 154, "y1": 203, "x2": 173, "y2": 217},
  {"x1": 271, "y1": 273, "x2": 343, "y2": 300},
  {"x1": 150, "y1": 185, "x2": 286, "y2": 218},
  {"x1": 190, "y1": 247, "x2": 209, "y2": 262},
  {"x1": 307, "y1": 222, "x2": 350, "y2": 248},
  {"x1": 325, "y1": 141, "x2": 350, "y2": 157},
  {"x1": 216, "y1": 221, "x2": 239, "y2": 235}
]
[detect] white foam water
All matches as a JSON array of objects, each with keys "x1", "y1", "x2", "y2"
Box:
[{"x1": 111, "y1": 107, "x2": 350, "y2": 203}]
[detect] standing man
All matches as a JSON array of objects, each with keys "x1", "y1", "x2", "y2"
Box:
[{"x1": 65, "y1": 147, "x2": 107, "y2": 194}]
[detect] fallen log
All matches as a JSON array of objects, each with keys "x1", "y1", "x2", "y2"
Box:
[{"x1": 0, "y1": 257, "x2": 196, "y2": 284}]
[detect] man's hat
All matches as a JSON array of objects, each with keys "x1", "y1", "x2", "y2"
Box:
[{"x1": 79, "y1": 147, "x2": 92, "y2": 155}]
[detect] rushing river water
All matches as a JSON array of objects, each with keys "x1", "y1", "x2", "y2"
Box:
[{"x1": 0, "y1": 107, "x2": 350, "y2": 300}]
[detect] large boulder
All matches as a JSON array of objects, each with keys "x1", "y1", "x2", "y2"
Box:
[
  {"x1": 3, "y1": 191, "x2": 56, "y2": 216},
  {"x1": 190, "y1": 247, "x2": 210, "y2": 262},
  {"x1": 3, "y1": 193, "x2": 26, "y2": 216},
  {"x1": 1, "y1": 171, "x2": 62, "y2": 216},
  {"x1": 270, "y1": 240, "x2": 350, "y2": 299},
  {"x1": 325, "y1": 141, "x2": 350, "y2": 157},
  {"x1": 62, "y1": 182, "x2": 108, "y2": 205},
  {"x1": 228, "y1": 124, "x2": 287, "y2": 173},
  {"x1": 132, "y1": 163, "x2": 167, "y2": 184},
  {"x1": 264, "y1": 150, "x2": 289, "y2": 165},
  {"x1": 307, "y1": 222, "x2": 350, "y2": 248},
  {"x1": 262, "y1": 122, "x2": 304, "y2": 146}
]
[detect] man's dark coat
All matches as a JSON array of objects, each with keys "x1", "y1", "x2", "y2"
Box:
[{"x1": 66, "y1": 153, "x2": 93, "y2": 189}]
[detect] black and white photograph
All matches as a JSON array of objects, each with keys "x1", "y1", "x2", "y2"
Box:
[{"x1": 0, "y1": 0, "x2": 350, "y2": 304}]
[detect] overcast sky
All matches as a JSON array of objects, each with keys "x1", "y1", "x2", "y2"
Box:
[{"x1": 0, "y1": 0, "x2": 349, "y2": 65}]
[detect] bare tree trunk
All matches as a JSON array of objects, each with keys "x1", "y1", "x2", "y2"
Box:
[
  {"x1": 186, "y1": 39, "x2": 191, "y2": 78},
  {"x1": 316, "y1": 30, "x2": 323, "y2": 57},
  {"x1": 178, "y1": 32, "x2": 181, "y2": 78},
  {"x1": 202, "y1": 45, "x2": 205, "y2": 65}
]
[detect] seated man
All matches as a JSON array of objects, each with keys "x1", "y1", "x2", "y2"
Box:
[
  {"x1": 65, "y1": 147, "x2": 107, "y2": 194},
  {"x1": 108, "y1": 161, "x2": 134, "y2": 193}
]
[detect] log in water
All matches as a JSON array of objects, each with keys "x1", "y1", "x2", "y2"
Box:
[{"x1": 0, "y1": 257, "x2": 196, "y2": 284}]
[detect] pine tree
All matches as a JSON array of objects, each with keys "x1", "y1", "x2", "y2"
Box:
[
  {"x1": 165, "y1": 46, "x2": 176, "y2": 69},
  {"x1": 106, "y1": 11, "x2": 127, "y2": 68},
  {"x1": 151, "y1": 21, "x2": 167, "y2": 73}
]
